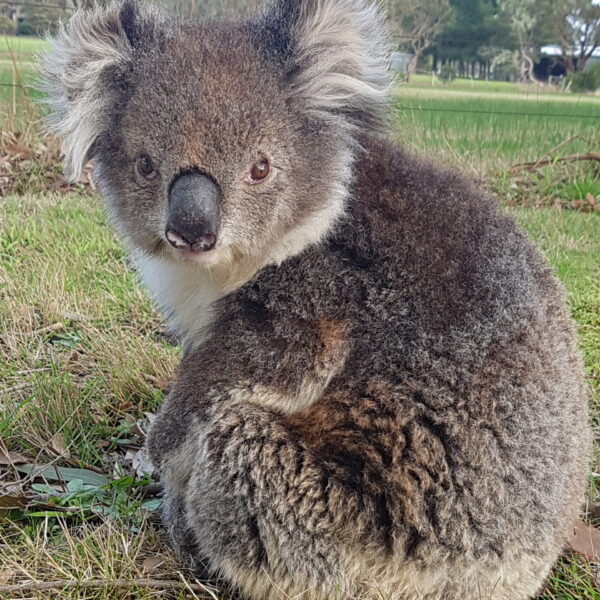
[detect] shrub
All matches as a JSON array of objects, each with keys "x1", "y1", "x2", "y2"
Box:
[
  {"x1": 569, "y1": 63, "x2": 600, "y2": 93},
  {"x1": 0, "y1": 14, "x2": 15, "y2": 35},
  {"x1": 439, "y1": 64, "x2": 456, "y2": 84},
  {"x1": 17, "y1": 6, "x2": 66, "y2": 36}
]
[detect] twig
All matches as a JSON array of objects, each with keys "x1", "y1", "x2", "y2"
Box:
[
  {"x1": 0, "y1": 383, "x2": 32, "y2": 395},
  {"x1": 508, "y1": 152, "x2": 600, "y2": 175},
  {"x1": 30, "y1": 322, "x2": 64, "y2": 336},
  {"x1": 16, "y1": 367, "x2": 51, "y2": 375},
  {"x1": 0, "y1": 578, "x2": 213, "y2": 595},
  {"x1": 531, "y1": 135, "x2": 584, "y2": 168},
  {"x1": 67, "y1": 458, "x2": 106, "y2": 474}
]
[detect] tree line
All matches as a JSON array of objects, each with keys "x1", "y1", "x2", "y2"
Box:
[
  {"x1": 1, "y1": 0, "x2": 599, "y2": 81},
  {"x1": 384, "y1": 0, "x2": 600, "y2": 81}
]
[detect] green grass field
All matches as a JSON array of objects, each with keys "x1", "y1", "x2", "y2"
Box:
[
  {"x1": 0, "y1": 36, "x2": 46, "y2": 109},
  {"x1": 1, "y1": 36, "x2": 599, "y2": 599},
  {"x1": 393, "y1": 86, "x2": 600, "y2": 175}
]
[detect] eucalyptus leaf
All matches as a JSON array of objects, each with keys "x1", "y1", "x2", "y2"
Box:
[
  {"x1": 16, "y1": 464, "x2": 109, "y2": 487},
  {"x1": 26, "y1": 511, "x2": 68, "y2": 518},
  {"x1": 141, "y1": 498, "x2": 163, "y2": 512}
]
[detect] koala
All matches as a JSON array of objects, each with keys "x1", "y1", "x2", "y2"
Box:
[{"x1": 40, "y1": 1, "x2": 590, "y2": 598}]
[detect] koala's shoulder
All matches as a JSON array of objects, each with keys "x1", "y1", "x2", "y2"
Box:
[{"x1": 313, "y1": 138, "x2": 553, "y2": 337}]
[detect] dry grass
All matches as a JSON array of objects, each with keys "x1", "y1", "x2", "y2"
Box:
[{"x1": 0, "y1": 517, "x2": 218, "y2": 599}]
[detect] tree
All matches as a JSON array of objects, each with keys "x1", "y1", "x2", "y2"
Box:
[
  {"x1": 17, "y1": 1, "x2": 70, "y2": 35},
  {"x1": 0, "y1": 13, "x2": 14, "y2": 34},
  {"x1": 541, "y1": 0, "x2": 600, "y2": 72},
  {"x1": 383, "y1": 0, "x2": 455, "y2": 74},
  {"x1": 431, "y1": 0, "x2": 512, "y2": 80},
  {"x1": 498, "y1": 0, "x2": 544, "y2": 84}
]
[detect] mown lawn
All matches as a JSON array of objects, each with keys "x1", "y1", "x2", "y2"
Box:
[{"x1": 393, "y1": 86, "x2": 600, "y2": 175}]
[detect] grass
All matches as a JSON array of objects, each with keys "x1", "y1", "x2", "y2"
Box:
[
  {"x1": 0, "y1": 195, "x2": 598, "y2": 599},
  {"x1": 393, "y1": 89, "x2": 600, "y2": 174},
  {"x1": 0, "y1": 35, "x2": 47, "y2": 56},
  {"x1": 0, "y1": 194, "x2": 187, "y2": 598},
  {"x1": 0, "y1": 195, "x2": 178, "y2": 464},
  {"x1": 405, "y1": 73, "x2": 599, "y2": 98},
  {"x1": 0, "y1": 36, "x2": 47, "y2": 109},
  {"x1": 0, "y1": 40, "x2": 599, "y2": 599},
  {"x1": 510, "y1": 209, "x2": 600, "y2": 432},
  {"x1": 392, "y1": 81, "x2": 600, "y2": 211}
]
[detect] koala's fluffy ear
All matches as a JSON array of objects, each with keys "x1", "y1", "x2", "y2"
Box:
[
  {"x1": 257, "y1": 0, "x2": 390, "y2": 132},
  {"x1": 40, "y1": 1, "x2": 162, "y2": 181}
]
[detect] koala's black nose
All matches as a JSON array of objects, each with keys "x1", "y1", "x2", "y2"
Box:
[{"x1": 166, "y1": 172, "x2": 220, "y2": 253}]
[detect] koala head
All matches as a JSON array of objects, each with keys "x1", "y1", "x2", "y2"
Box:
[{"x1": 41, "y1": 0, "x2": 389, "y2": 283}]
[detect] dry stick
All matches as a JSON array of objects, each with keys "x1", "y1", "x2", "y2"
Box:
[
  {"x1": 0, "y1": 578, "x2": 213, "y2": 595},
  {"x1": 30, "y1": 322, "x2": 64, "y2": 336},
  {"x1": 0, "y1": 382, "x2": 32, "y2": 395},
  {"x1": 11, "y1": 62, "x2": 16, "y2": 117},
  {"x1": 531, "y1": 135, "x2": 584, "y2": 169},
  {"x1": 16, "y1": 367, "x2": 51, "y2": 375},
  {"x1": 508, "y1": 152, "x2": 600, "y2": 175}
]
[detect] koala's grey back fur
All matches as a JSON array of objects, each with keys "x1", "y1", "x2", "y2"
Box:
[{"x1": 40, "y1": 1, "x2": 590, "y2": 598}]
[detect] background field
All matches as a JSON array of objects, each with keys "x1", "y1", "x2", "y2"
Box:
[{"x1": 1, "y1": 34, "x2": 599, "y2": 599}]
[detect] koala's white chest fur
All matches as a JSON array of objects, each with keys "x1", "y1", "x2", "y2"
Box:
[{"x1": 134, "y1": 253, "x2": 224, "y2": 349}]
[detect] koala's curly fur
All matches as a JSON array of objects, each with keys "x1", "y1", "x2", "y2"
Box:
[{"x1": 41, "y1": 1, "x2": 590, "y2": 598}]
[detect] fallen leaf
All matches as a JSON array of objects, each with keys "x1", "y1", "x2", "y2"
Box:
[
  {"x1": 568, "y1": 519, "x2": 600, "y2": 561},
  {"x1": 0, "y1": 448, "x2": 27, "y2": 465},
  {"x1": 589, "y1": 502, "x2": 600, "y2": 520},
  {"x1": 123, "y1": 414, "x2": 146, "y2": 438},
  {"x1": 0, "y1": 569, "x2": 13, "y2": 585},
  {"x1": 0, "y1": 493, "x2": 28, "y2": 512},
  {"x1": 61, "y1": 311, "x2": 86, "y2": 322},
  {"x1": 131, "y1": 447, "x2": 155, "y2": 478},
  {"x1": 124, "y1": 448, "x2": 138, "y2": 462},
  {"x1": 141, "y1": 498, "x2": 162, "y2": 512},
  {"x1": 48, "y1": 433, "x2": 70, "y2": 459},
  {"x1": 15, "y1": 464, "x2": 110, "y2": 487},
  {"x1": 142, "y1": 557, "x2": 165, "y2": 574},
  {"x1": 5, "y1": 140, "x2": 32, "y2": 160}
]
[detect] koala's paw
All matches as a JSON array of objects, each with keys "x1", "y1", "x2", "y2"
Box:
[{"x1": 161, "y1": 489, "x2": 212, "y2": 580}]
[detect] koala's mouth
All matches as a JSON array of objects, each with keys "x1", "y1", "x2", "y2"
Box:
[
  {"x1": 165, "y1": 229, "x2": 217, "y2": 254},
  {"x1": 165, "y1": 239, "x2": 221, "y2": 265}
]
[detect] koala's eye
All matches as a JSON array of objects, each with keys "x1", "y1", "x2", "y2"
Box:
[
  {"x1": 136, "y1": 154, "x2": 156, "y2": 179},
  {"x1": 249, "y1": 159, "x2": 270, "y2": 184}
]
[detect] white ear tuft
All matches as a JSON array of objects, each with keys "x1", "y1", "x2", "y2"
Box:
[
  {"x1": 260, "y1": 0, "x2": 391, "y2": 131},
  {"x1": 39, "y1": 2, "x2": 136, "y2": 181}
]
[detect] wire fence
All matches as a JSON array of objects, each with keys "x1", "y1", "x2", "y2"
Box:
[
  {"x1": 394, "y1": 105, "x2": 600, "y2": 120},
  {"x1": 1, "y1": 3, "x2": 599, "y2": 122},
  {"x1": 1, "y1": 84, "x2": 599, "y2": 120}
]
